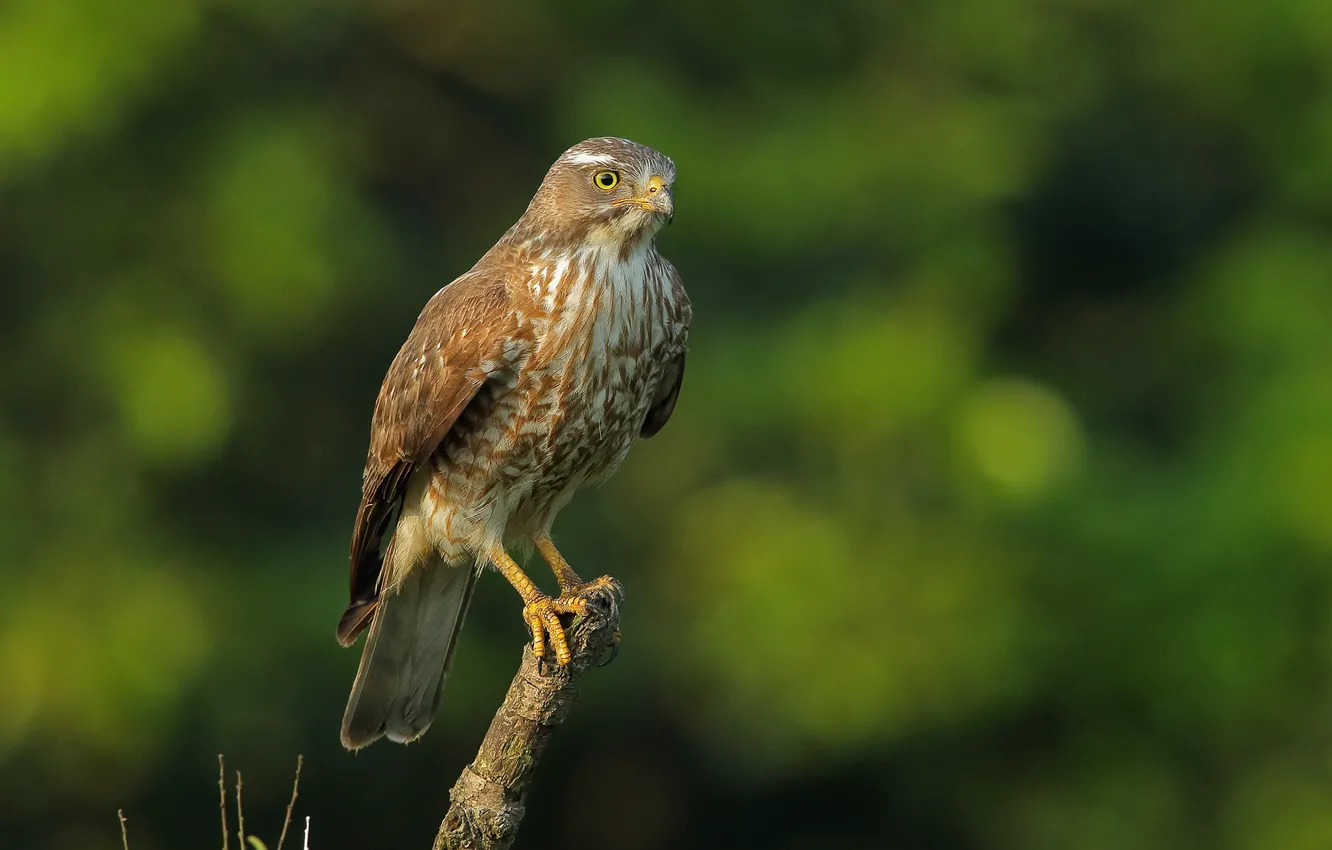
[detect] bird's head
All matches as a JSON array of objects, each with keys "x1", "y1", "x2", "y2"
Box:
[{"x1": 522, "y1": 137, "x2": 676, "y2": 251}]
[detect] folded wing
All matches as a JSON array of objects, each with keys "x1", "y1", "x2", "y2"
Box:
[{"x1": 338, "y1": 271, "x2": 518, "y2": 645}]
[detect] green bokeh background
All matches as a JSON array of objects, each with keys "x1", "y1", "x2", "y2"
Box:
[{"x1": 4, "y1": 1, "x2": 1332, "y2": 848}]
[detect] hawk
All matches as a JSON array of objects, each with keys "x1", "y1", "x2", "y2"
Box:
[{"x1": 337, "y1": 137, "x2": 690, "y2": 750}]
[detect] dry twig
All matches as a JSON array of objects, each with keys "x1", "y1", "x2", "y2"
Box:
[
  {"x1": 277, "y1": 754, "x2": 304, "y2": 850},
  {"x1": 235, "y1": 770, "x2": 246, "y2": 850},
  {"x1": 118, "y1": 809, "x2": 129, "y2": 850},
  {"x1": 433, "y1": 588, "x2": 621, "y2": 850},
  {"x1": 219, "y1": 754, "x2": 230, "y2": 850}
]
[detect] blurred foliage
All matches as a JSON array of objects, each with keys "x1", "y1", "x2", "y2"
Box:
[{"x1": 2, "y1": 0, "x2": 1331, "y2": 848}]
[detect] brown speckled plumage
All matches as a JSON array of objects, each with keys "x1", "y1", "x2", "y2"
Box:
[{"x1": 338, "y1": 138, "x2": 690, "y2": 749}]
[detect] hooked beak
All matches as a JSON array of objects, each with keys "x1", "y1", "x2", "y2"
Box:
[{"x1": 612, "y1": 174, "x2": 673, "y2": 220}]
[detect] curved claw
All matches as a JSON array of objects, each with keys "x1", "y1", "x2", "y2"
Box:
[{"x1": 597, "y1": 628, "x2": 622, "y2": 667}]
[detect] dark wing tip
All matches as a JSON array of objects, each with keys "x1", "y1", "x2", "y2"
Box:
[
  {"x1": 336, "y1": 598, "x2": 378, "y2": 647},
  {"x1": 641, "y1": 352, "x2": 685, "y2": 439}
]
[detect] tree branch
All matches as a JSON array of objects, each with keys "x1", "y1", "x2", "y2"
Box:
[{"x1": 433, "y1": 590, "x2": 621, "y2": 850}]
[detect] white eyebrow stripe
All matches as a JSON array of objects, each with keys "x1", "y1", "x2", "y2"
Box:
[{"x1": 565, "y1": 152, "x2": 619, "y2": 165}]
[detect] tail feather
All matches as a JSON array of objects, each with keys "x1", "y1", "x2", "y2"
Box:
[{"x1": 340, "y1": 561, "x2": 477, "y2": 750}]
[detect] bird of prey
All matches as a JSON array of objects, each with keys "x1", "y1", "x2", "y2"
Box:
[{"x1": 336, "y1": 137, "x2": 690, "y2": 750}]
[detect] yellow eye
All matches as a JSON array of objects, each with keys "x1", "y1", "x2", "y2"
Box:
[{"x1": 593, "y1": 170, "x2": 620, "y2": 191}]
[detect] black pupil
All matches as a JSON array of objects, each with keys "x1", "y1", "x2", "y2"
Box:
[{"x1": 599, "y1": 173, "x2": 614, "y2": 186}]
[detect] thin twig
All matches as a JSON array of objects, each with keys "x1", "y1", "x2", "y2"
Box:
[
  {"x1": 277, "y1": 754, "x2": 304, "y2": 850},
  {"x1": 235, "y1": 770, "x2": 246, "y2": 850},
  {"x1": 434, "y1": 584, "x2": 621, "y2": 850},
  {"x1": 303, "y1": 815, "x2": 310, "y2": 850},
  {"x1": 117, "y1": 809, "x2": 129, "y2": 850},
  {"x1": 219, "y1": 754, "x2": 230, "y2": 850}
]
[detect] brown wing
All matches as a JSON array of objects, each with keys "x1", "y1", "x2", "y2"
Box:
[
  {"x1": 337, "y1": 270, "x2": 518, "y2": 645},
  {"x1": 641, "y1": 351, "x2": 685, "y2": 438}
]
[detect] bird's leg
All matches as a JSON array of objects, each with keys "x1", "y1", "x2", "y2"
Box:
[
  {"x1": 534, "y1": 535, "x2": 623, "y2": 660},
  {"x1": 488, "y1": 546, "x2": 585, "y2": 666}
]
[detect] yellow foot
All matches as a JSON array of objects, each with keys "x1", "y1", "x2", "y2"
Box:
[
  {"x1": 558, "y1": 574, "x2": 624, "y2": 604},
  {"x1": 523, "y1": 577, "x2": 623, "y2": 666}
]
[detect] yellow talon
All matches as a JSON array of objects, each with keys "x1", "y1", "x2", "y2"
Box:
[
  {"x1": 520, "y1": 577, "x2": 622, "y2": 667},
  {"x1": 521, "y1": 594, "x2": 583, "y2": 665},
  {"x1": 560, "y1": 575, "x2": 623, "y2": 603}
]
